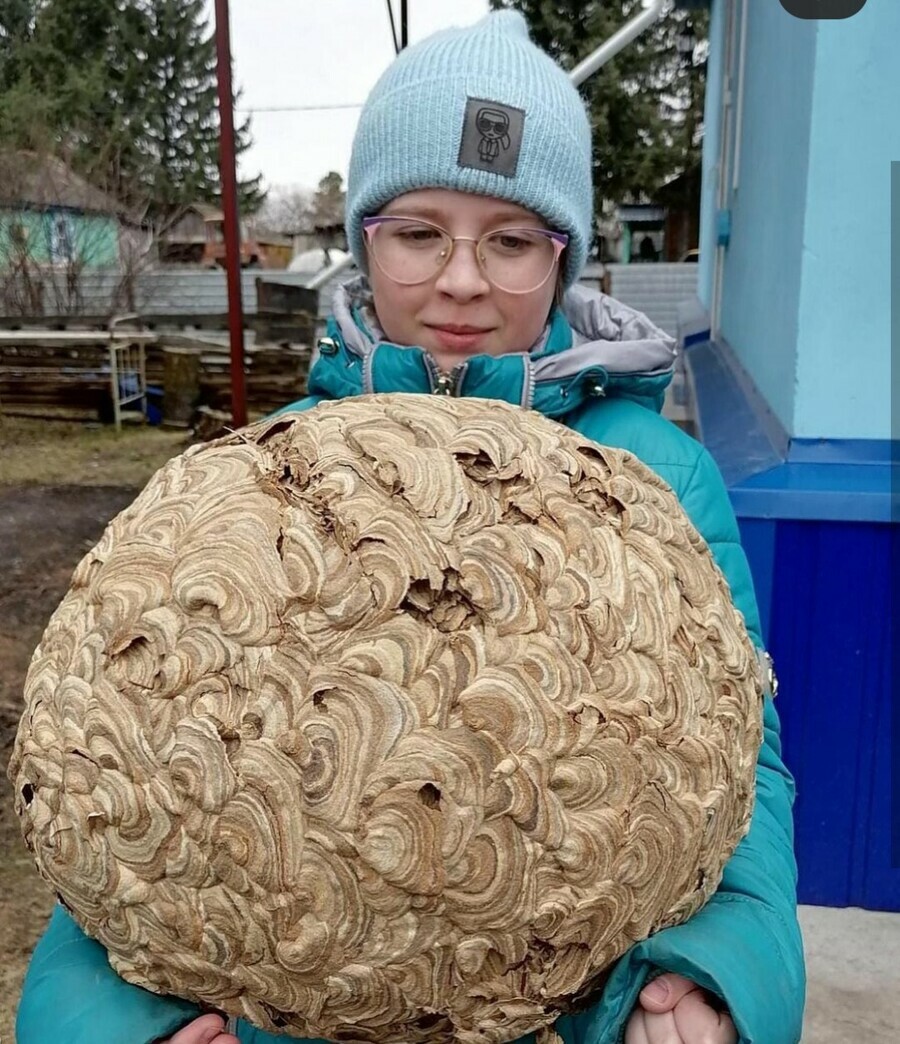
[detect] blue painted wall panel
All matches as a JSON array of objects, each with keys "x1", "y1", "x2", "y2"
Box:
[
  {"x1": 736, "y1": 517, "x2": 776, "y2": 645},
  {"x1": 849, "y1": 616, "x2": 895, "y2": 911},
  {"x1": 716, "y1": 2, "x2": 816, "y2": 436},
  {"x1": 759, "y1": 519, "x2": 896, "y2": 910},
  {"x1": 794, "y1": 8, "x2": 899, "y2": 440}
]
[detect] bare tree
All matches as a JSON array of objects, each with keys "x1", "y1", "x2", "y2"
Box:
[{"x1": 250, "y1": 184, "x2": 314, "y2": 238}]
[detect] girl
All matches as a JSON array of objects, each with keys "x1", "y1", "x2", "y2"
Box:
[{"x1": 16, "y1": 13, "x2": 805, "y2": 1044}]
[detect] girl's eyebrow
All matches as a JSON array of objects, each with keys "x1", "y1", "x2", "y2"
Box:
[
  {"x1": 379, "y1": 206, "x2": 445, "y2": 220},
  {"x1": 381, "y1": 204, "x2": 545, "y2": 227}
]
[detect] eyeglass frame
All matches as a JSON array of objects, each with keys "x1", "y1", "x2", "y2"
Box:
[{"x1": 361, "y1": 215, "x2": 569, "y2": 294}]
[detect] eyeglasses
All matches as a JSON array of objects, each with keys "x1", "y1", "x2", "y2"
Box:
[{"x1": 362, "y1": 216, "x2": 568, "y2": 294}]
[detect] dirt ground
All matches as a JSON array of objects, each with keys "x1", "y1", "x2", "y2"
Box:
[{"x1": 0, "y1": 418, "x2": 185, "y2": 1041}]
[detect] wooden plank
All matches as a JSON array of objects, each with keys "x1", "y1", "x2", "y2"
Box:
[
  {"x1": 0, "y1": 314, "x2": 231, "y2": 333},
  {"x1": 0, "y1": 312, "x2": 316, "y2": 344},
  {"x1": 0, "y1": 330, "x2": 157, "y2": 347}
]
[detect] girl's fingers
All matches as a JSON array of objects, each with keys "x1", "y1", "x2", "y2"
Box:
[
  {"x1": 673, "y1": 988, "x2": 739, "y2": 1043},
  {"x1": 626, "y1": 1009, "x2": 684, "y2": 1044},
  {"x1": 624, "y1": 1008, "x2": 651, "y2": 1044},
  {"x1": 166, "y1": 1014, "x2": 229, "y2": 1044},
  {"x1": 639, "y1": 972, "x2": 706, "y2": 1013}
]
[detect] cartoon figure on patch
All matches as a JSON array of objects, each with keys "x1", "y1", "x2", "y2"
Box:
[{"x1": 476, "y1": 106, "x2": 511, "y2": 163}]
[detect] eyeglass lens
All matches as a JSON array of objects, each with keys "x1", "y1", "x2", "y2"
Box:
[{"x1": 369, "y1": 221, "x2": 560, "y2": 293}]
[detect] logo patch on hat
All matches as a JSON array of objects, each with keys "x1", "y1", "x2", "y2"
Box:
[{"x1": 458, "y1": 98, "x2": 524, "y2": 178}]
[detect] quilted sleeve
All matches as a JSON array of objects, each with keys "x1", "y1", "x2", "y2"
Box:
[
  {"x1": 568, "y1": 446, "x2": 805, "y2": 1043},
  {"x1": 16, "y1": 904, "x2": 199, "y2": 1044}
]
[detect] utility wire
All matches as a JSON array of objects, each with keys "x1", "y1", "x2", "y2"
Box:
[
  {"x1": 235, "y1": 102, "x2": 363, "y2": 113},
  {"x1": 385, "y1": 0, "x2": 400, "y2": 55}
]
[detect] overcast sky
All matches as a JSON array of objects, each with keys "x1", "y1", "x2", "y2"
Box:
[{"x1": 206, "y1": 0, "x2": 490, "y2": 193}]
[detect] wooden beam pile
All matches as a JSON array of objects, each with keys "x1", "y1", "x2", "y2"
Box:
[
  {"x1": 0, "y1": 341, "x2": 112, "y2": 416},
  {"x1": 0, "y1": 337, "x2": 314, "y2": 422},
  {"x1": 193, "y1": 341, "x2": 313, "y2": 415}
]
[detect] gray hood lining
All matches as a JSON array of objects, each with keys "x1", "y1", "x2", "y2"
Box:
[
  {"x1": 556, "y1": 282, "x2": 678, "y2": 376},
  {"x1": 329, "y1": 277, "x2": 677, "y2": 385}
]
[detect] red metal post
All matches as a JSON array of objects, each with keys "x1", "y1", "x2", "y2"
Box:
[{"x1": 213, "y1": 0, "x2": 247, "y2": 428}]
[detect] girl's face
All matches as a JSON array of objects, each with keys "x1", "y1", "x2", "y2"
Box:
[{"x1": 366, "y1": 189, "x2": 561, "y2": 372}]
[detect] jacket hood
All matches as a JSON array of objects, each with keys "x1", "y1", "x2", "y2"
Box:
[{"x1": 307, "y1": 277, "x2": 677, "y2": 417}]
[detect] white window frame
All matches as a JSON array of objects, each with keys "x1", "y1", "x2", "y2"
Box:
[{"x1": 49, "y1": 209, "x2": 76, "y2": 264}]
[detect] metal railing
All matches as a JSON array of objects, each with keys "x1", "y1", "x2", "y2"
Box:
[{"x1": 107, "y1": 314, "x2": 156, "y2": 431}]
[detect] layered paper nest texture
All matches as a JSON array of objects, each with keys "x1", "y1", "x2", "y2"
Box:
[{"x1": 10, "y1": 394, "x2": 763, "y2": 1043}]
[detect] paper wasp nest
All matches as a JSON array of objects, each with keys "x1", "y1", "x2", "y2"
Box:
[{"x1": 10, "y1": 394, "x2": 762, "y2": 1043}]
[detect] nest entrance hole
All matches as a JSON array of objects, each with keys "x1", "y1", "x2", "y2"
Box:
[{"x1": 418, "y1": 783, "x2": 442, "y2": 809}]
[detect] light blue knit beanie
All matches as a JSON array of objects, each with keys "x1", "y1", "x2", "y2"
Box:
[{"x1": 346, "y1": 11, "x2": 593, "y2": 288}]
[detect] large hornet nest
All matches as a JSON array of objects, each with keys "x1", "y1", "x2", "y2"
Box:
[{"x1": 10, "y1": 394, "x2": 762, "y2": 1043}]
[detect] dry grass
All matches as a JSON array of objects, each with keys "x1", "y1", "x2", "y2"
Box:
[{"x1": 0, "y1": 415, "x2": 188, "y2": 487}]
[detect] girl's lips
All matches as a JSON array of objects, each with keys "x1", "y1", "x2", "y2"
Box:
[{"x1": 427, "y1": 325, "x2": 492, "y2": 351}]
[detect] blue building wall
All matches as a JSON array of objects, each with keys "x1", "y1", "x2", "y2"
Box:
[
  {"x1": 699, "y1": 0, "x2": 896, "y2": 440},
  {"x1": 795, "y1": 11, "x2": 897, "y2": 438},
  {"x1": 718, "y1": 2, "x2": 814, "y2": 437}
]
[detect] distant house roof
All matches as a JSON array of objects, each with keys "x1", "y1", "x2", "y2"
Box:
[
  {"x1": 617, "y1": 204, "x2": 666, "y2": 223},
  {"x1": 157, "y1": 202, "x2": 227, "y2": 243},
  {"x1": 655, "y1": 165, "x2": 702, "y2": 207},
  {"x1": 191, "y1": 202, "x2": 224, "y2": 222},
  {"x1": 0, "y1": 151, "x2": 126, "y2": 215}
]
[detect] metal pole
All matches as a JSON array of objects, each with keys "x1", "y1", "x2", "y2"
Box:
[
  {"x1": 109, "y1": 336, "x2": 121, "y2": 433},
  {"x1": 213, "y1": 0, "x2": 248, "y2": 428},
  {"x1": 569, "y1": 0, "x2": 668, "y2": 87},
  {"x1": 400, "y1": 0, "x2": 408, "y2": 50}
]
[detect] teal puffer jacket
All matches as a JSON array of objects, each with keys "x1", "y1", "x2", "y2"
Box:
[{"x1": 17, "y1": 281, "x2": 805, "y2": 1044}]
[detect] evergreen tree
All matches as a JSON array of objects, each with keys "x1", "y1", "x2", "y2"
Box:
[
  {"x1": 0, "y1": 1, "x2": 77, "y2": 148},
  {"x1": 0, "y1": 0, "x2": 264, "y2": 216},
  {"x1": 0, "y1": 0, "x2": 40, "y2": 93},
  {"x1": 137, "y1": 0, "x2": 263, "y2": 215},
  {"x1": 310, "y1": 171, "x2": 346, "y2": 229},
  {"x1": 489, "y1": 0, "x2": 707, "y2": 212}
]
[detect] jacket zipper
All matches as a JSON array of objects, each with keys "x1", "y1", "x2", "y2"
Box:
[
  {"x1": 433, "y1": 371, "x2": 460, "y2": 395},
  {"x1": 425, "y1": 354, "x2": 467, "y2": 396}
]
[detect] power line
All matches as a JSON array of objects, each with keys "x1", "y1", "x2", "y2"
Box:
[
  {"x1": 385, "y1": 0, "x2": 400, "y2": 55},
  {"x1": 235, "y1": 102, "x2": 364, "y2": 114}
]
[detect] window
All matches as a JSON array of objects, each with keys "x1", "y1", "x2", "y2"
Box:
[{"x1": 49, "y1": 211, "x2": 76, "y2": 263}]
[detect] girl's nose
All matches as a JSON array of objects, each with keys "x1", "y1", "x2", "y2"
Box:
[{"x1": 434, "y1": 239, "x2": 491, "y2": 300}]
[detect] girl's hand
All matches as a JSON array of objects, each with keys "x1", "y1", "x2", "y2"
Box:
[
  {"x1": 625, "y1": 972, "x2": 738, "y2": 1044},
  {"x1": 159, "y1": 978, "x2": 735, "y2": 1044},
  {"x1": 161, "y1": 1013, "x2": 240, "y2": 1044}
]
